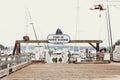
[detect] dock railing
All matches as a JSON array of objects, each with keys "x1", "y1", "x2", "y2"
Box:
[{"x1": 0, "y1": 53, "x2": 32, "y2": 78}]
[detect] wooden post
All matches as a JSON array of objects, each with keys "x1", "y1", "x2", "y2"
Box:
[
  {"x1": 96, "y1": 43, "x2": 99, "y2": 52},
  {"x1": 13, "y1": 41, "x2": 21, "y2": 55}
]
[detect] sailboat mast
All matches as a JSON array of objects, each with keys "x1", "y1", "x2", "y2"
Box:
[
  {"x1": 25, "y1": 10, "x2": 29, "y2": 36},
  {"x1": 105, "y1": 11, "x2": 111, "y2": 52},
  {"x1": 74, "y1": 0, "x2": 80, "y2": 52},
  {"x1": 27, "y1": 8, "x2": 38, "y2": 40},
  {"x1": 76, "y1": 0, "x2": 80, "y2": 40},
  {"x1": 106, "y1": 0, "x2": 113, "y2": 53},
  {"x1": 27, "y1": 8, "x2": 39, "y2": 45}
]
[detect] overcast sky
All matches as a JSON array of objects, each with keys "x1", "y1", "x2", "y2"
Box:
[{"x1": 0, "y1": 0, "x2": 120, "y2": 47}]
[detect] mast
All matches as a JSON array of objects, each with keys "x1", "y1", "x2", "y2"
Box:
[
  {"x1": 25, "y1": 9, "x2": 29, "y2": 36},
  {"x1": 76, "y1": 0, "x2": 80, "y2": 40},
  {"x1": 27, "y1": 8, "x2": 39, "y2": 45},
  {"x1": 74, "y1": 0, "x2": 80, "y2": 52},
  {"x1": 106, "y1": 1, "x2": 113, "y2": 53},
  {"x1": 27, "y1": 8, "x2": 38, "y2": 40},
  {"x1": 105, "y1": 11, "x2": 111, "y2": 52},
  {"x1": 90, "y1": 0, "x2": 113, "y2": 53}
]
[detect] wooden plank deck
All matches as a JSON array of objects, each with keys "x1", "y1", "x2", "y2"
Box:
[{"x1": 1, "y1": 63, "x2": 120, "y2": 80}]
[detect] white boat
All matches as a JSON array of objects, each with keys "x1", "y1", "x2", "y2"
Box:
[
  {"x1": 45, "y1": 48, "x2": 69, "y2": 63},
  {"x1": 113, "y1": 45, "x2": 120, "y2": 61}
]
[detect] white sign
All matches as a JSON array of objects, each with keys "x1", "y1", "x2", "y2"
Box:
[
  {"x1": 77, "y1": 57, "x2": 81, "y2": 62},
  {"x1": 47, "y1": 34, "x2": 70, "y2": 44},
  {"x1": 104, "y1": 53, "x2": 110, "y2": 60}
]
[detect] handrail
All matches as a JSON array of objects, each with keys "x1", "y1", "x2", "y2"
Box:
[
  {"x1": 0, "y1": 53, "x2": 32, "y2": 71},
  {"x1": 0, "y1": 53, "x2": 32, "y2": 78}
]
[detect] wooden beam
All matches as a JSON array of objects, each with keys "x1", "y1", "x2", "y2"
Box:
[
  {"x1": 17, "y1": 40, "x2": 103, "y2": 43},
  {"x1": 70, "y1": 40, "x2": 102, "y2": 43},
  {"x1": 13, "y1": 41, "x2": 21, "y2": 55},
  {"x1": 96, "y1": 43, "x2": 100, "y2": 52},
  {"x1": 89, "y1": 43, "x2": 97, "y2": 50},
  {"x1": 13, "y1": 40, "x2": 102, "y2": 55},
  {"x1": 88, "y1": 43, "x2": 100, "y2": 52},
  {"x1": 17, "y1": 40, "x2": 48, "y2": 43}
]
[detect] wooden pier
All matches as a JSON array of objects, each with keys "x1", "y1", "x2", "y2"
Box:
[
  {"x1": 1, "y1": 63, "x2": 120, "y2": 80},
  {"x1": 0, "y1": 54, "x2": 32, "y2": 78},
  {"x1": 0, "y1": 53, "x2": 120, "y2": 80}
]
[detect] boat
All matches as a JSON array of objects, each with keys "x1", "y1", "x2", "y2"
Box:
[{"x1": 113, "y1": 45, "x2": 120, "y2": 62}]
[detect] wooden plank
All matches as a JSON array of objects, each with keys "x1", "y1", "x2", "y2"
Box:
[{"x1": 2, "y1": 63, "x2": 120, "y2": 80}]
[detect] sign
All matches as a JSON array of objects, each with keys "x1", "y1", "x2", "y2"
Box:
[
  {"x1": 77, "y1": 57, "x2": 81, "y2": 62},
  {"x1": 47, "y1": 34, "x2": 70, "y2": 44},
  {"x1": 104, "y1": 53, "x2": 110, "y2": 60}
]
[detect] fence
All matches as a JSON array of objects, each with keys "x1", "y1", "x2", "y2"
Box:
[{"x1": 0, "y1": 53, "x2": 32, "y2": 78}]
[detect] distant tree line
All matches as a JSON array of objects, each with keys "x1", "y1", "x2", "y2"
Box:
[
  {"x1": 114, "y1": 40, "x2": 120, "y2": 45},
  {"x1": 0, "y1": 44, "x2": 5, "y2": 50}
]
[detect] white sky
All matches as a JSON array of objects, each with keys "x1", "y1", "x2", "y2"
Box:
[{"x1": 0, "y1": 0, "x2": 120, "y2": 47}]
